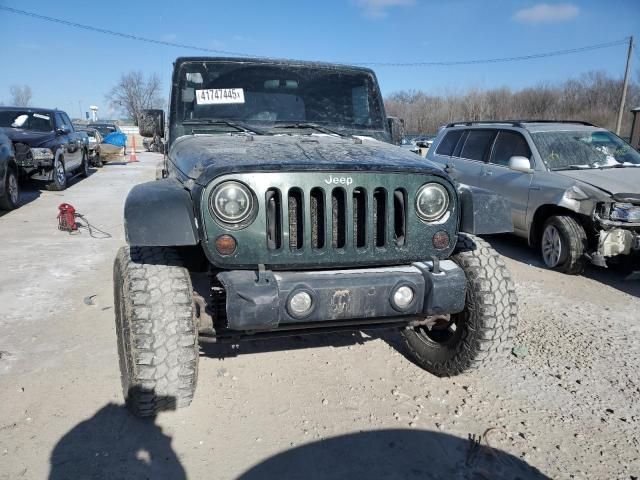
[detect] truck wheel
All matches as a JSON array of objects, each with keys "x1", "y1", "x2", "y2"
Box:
[
  {"x1": 79, "y1": 151, "x2": 89, "y2": 178},
  {"x1": 540, "y1": 215, "x2": 586, "y2": 275},
  {"x1": 402, "y1": 234, "x2": 518, "y2": 376},
  {"x1": 46, "y1": 157, "x2": 67, "y2": 191},
  {"x1": 0, "y1": 167, "x2": 20, "y2": 210},
  {"x1": 113, "y1": 246, "x2": 199, "y2": 417},
  {"x1": 94, "y1": 152, "x2": 103, "y2": 168}
]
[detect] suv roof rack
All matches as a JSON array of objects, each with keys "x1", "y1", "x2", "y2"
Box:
[{"x1": 445, "y1": 120, "x2": 596, "y2": 128}]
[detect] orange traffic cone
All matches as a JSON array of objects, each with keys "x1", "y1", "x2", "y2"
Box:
[{"x1": 128, "y1": 135, "x2": 139, "y2": 163}]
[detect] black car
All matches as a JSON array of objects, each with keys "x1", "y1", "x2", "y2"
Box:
[
  {"x1": 0, "y1": 130, "x2": 19, "y2": 210},
  {"x1": 0, "y1": 107, "x2": 90, "y2": 191}
]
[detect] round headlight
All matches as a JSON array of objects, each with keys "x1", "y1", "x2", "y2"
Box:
[
  {"x1": 416, "y1": 183, "x2": 449, "y2": 222},
  {"x1": 210, "y1": 181, "x2": 255, "y2": 224}
]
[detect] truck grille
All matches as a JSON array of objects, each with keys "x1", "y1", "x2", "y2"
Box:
[
  {"x1": 265, "y1": 186, "x2": 408, "y2": 252},
  {"x1": 203, "y1": 172, "x2": 458, "y2": 269}
]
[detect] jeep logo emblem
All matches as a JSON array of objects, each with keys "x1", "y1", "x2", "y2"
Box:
[{"x1": 324, "y1": 176, "x2": 353, "y2": 186}]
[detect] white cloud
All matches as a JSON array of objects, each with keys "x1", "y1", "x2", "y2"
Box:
[
  {"x1": 513, "y1": 3, "x2": 579, "y2": 24},
  {"x1": 354, "y1": 0, "x2": 415, "y2": 19}
]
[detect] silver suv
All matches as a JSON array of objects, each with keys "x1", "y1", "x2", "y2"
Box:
[{"x1": 427, "y1": 120, "x2": 640, "y2": 274}]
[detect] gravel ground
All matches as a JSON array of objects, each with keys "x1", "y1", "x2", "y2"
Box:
[{"x1": 0, "y1": 152, "x2": 638, "y2": 479}]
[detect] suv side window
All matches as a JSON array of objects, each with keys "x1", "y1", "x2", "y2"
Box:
[
  {"x1": 435, "y1": 130, "x2": 463, "y2": 156},
  {"x1": 460, "y1": 129, "x2": 496, "y2": 162},
  {"x1": 490, "y1": 130, "x2": 531, "y2": 166}
]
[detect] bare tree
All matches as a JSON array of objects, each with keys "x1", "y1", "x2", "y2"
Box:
[
  {"x1": 105, "y1": 72, "x2": 164, "y2": 124},
  {"x1": 9, "y1": 85, "x2": 32, "y2": 107},
  {"x1": 385, "y1": 70, "x2": 640, "y2": 136}
]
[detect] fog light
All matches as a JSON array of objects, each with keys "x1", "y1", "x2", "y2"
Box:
[
  {"x1": 215, "y1": 234, "x2": 237, "y2": 255},
  {"x1": 432, "y1": 231, "x2": 450, "y2": 250},
  {"x1": 392, "y1": 285, "x2": 414, "y2": 310},
  {"x1": 288, "y1": 291, "x2": 313, "y2": 318}
]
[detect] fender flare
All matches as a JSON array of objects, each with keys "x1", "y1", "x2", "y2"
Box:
[{"x1": 124, "y1": 179, "x2": 199, "y2": 246}]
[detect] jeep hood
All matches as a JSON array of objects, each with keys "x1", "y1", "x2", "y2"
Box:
[
  {"x1": 169, "y1": 134, "x2": 446, "y2": 185},
  {"x1": 555, "y1": 167, "x2": 640, "y2": 196},
  {"x1": 0, "y1": 127, "x2": 55, "y2": 147}
]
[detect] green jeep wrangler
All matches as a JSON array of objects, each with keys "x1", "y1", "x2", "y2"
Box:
[{"x1": 114, "y1": 57, "x2": 518, "y2": 416}]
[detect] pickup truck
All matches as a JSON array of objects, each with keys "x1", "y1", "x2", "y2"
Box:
[{"x1": 0, "y1": 107, "x2": 90, "y2": 191}]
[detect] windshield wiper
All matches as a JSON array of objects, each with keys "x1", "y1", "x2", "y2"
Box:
[
  {"x1": 552, "y1": 164, "x2": 594, "y2": 171},
  {"x1": 273, "y1": 122, "x2": 346, "y2": 137},
  {"x1": 183, "y1": 119, "x2": 264, "y2": 135}
]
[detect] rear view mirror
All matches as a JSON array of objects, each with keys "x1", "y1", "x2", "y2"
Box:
[
  {"x1": 387, "y1": 117, "x2": 405, "y2": 146},
  {"x1": 139, "y1": 109, "x2": 165, "y2": 139},
  {"x1": 508, "y1": 156, "x2": 533, "y2": 173}
]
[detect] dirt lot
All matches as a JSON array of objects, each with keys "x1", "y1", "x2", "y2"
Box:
[{"x1": 0, "y1": 152, "x2": 638, "y2": 479}]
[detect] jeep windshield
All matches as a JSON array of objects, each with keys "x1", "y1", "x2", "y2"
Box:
[
  {"x1": 532, "y1": 130, "x2": 640, "y2": 170},
  {"x1": 0, "y1": 110, "x2": 53, "y2": 132},
  {"x1": 174, "y1": 61, "x2": 385, "y2": 135}
]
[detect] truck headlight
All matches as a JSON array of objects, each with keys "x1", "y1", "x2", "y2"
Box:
[
  {"x1": 416, "y1": 183, "x2": 449, "y2": 222},
  {"x1": 209, "y1": 181, "x2": 255, "y2": 225},
  {"x1": 30, "y1": 148, "x2": 54, "y2": 161},
  {"x1": 610, "y1": 203, "x2": 640, "y2": 223}
]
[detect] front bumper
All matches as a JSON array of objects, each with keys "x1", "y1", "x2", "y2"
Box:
[{"x1": 217, "y1": 260, "x2": 466, "y2": 331}]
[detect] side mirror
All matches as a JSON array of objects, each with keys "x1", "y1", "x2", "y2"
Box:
[
  {"x1": 139, "y1": 109, "x2": 165, "y2": 138},
  {"x1": 57, "y1": 125, "x2": 70, "y2": 135},
  {"x1": 387, "y1": 117, "x2": 405, "y2": 146},
  {"x1": 508, "y1": 156, "x2": 533, "y2": 173}
]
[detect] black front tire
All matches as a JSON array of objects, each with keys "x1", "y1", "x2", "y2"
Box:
[
  {"x1": 46, "y1": 157, "x2": 67, "y2": 191},
  {"x1": 0, "y1": 168, "x2": 20, "y2": 210},
  {"x1": 79, "y1": 151, "x2": 89, "y2": 178},
  {"x1": 540, "y1": 215, "x2": 586, "y2": 275},
  {"x1": 113, "y1": 246, "x2": 199, "y2": 417},
  {"x1": 93, "y1": 152, "x2": 103, "y2": 168},
  {"x1": 402, "y1": 234, "x2": 518, "y2": 376}
]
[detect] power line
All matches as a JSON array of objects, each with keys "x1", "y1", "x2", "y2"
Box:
[
  {"x1": 0, "y1": 5, "x2": 631, "y2": 68},
  {"x1": 352, "y1": 39, "x2": 630, "y2": 67},
  {"x1": 0, "y1": 5, "x2": 255, "y2": 57}
]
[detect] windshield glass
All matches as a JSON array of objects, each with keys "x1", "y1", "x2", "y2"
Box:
[
  {"x1": 532, "y1": 130, "x2": 640, "y2": 170},
  {"x1": 175, "y1": 61, "x2": 385, "y2": 133},
  {"x1": 0, "y1": 110, "x2": 54, "y2": 132}
]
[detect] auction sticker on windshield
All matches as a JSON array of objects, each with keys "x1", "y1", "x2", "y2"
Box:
[{"x1": 196, "y1": 88, "x2": 245, "y2": 105}]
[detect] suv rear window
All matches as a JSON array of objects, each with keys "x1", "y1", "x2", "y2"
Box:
[
  {"x1": 435, "y1": 130, "x2": 463, "y2": 156},
  {"x1": 460, "y1": 130, "x2": 495, "y2": 161},
  {"x1": 490, "y1": 131, "x2": 531, "y2": 166}
]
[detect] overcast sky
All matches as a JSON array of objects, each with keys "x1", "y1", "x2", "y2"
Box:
[{"x1": 0, "y1": 0, "x2": 638, "y2": 118}]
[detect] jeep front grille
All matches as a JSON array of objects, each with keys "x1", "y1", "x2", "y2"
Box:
[
  {"x1": 267, "y1": 185, "x2": 410, "y2": 252},
  {"x1": 202, "y1": 172, "x2": 458, "y2": 269}
]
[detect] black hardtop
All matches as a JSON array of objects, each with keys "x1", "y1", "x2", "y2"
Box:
[{"x1": 172, "y1": 56, "x2": 376, "y2": 75}]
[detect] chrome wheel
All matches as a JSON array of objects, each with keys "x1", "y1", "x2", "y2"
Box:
[
  {"x1": 542, "y1": 224, "x2": 562, "y2": 267},
  {"x1": 8, "y1": 172, "x2": 18, "y2": 204},
  {"x1": 55, "y1": 160, "x2": 66, "y2": 185}
]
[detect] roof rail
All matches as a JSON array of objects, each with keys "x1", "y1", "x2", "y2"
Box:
[{"x1": 445, "y1": 119, "x2": 596, "y2": 128}]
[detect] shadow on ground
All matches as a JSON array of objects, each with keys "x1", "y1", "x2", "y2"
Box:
[
  {"x1": 484, "y1": 233, "x2": 640, "y2": 298},
  {"x1": 238, "y1": 429, "x2": 549, "y2": 480},
  {"x1": 49, "y1": 400, "x2": 185, "y2": 480}
]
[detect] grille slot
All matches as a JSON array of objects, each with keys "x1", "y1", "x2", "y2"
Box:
[
  {"x1": 331, "y1": 188, "x2": 347, "y2": 249},
  {"x1": 353, "y1": 188, "x2": 367, "y2": 248},
  {"x1": 394, "y1": 189, "x2": 407, "y2": 247},
  {"x1": 288, "y1": 188, "x2": 304, "y2": 250},
  {"x1": 310, "y1": 188, "x2": 325, "y2": 249},
  {"x1": 265, "y1": 188, "x2": 282, "y2": 250},
  {"x1": 373, "y1": 188, "x2": 386, "y2": 248}
]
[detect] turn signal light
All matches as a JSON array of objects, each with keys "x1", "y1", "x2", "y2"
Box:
[{"x1": 215, "y1": 234, "x2": 237, "y2": 256}]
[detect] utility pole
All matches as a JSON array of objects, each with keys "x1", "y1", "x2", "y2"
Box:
[{"x1": 615, "y1": 36, "x2": 633, "y2": 136}]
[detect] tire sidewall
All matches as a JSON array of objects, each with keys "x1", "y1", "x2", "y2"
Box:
[
  {"x1": 3, "y1": 168, "x2": 20, "y2": 209},
  {"x1": 48, "y1": 156, "x2": 67, "y2": 191},
  {"x1": 540, "y1": 216, "x2": 585, "y2": 273}
]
